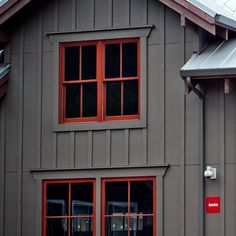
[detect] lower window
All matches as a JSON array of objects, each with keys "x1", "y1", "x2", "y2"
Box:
[
  {"x1": 43, "y1": 179, "x2": 96, "y2": 236},
  {"x1": 42, "y1": 177, "x2": 156, "y2": 236},
  {"x1": 102, "y1": 177, "x2": 156, "y2": 236}
]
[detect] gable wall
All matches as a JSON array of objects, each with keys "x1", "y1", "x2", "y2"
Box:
[{"x1": 0, "y1": 0, "x2": 235, "y2": 236}]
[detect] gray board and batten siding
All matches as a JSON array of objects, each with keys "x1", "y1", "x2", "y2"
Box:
[{"x1": 0, "y1": 0, "x2": 235, "y2": 236}]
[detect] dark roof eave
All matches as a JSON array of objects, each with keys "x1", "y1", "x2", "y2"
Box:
[
  {"x1": 215, "y1": 14, "x2": 236, "y2": 32},
  {"x1": 180, "y1": 67, "x2": 236, "y2": 78}
]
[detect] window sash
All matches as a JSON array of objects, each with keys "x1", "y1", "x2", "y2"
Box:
[{"x1": 59, "y1": 38, "x2": 140, "y2": 124}]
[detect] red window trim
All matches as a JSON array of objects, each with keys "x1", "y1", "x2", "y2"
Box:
[
  {"x1": 101, "y1": 176, "x2": 156, "y2": 236},
  {"x1": 42, "y1": 179, "x2": 96, "y2": 236},
  {"x1": 59, "y1": 38, "x2": 140, "y2": 124}
]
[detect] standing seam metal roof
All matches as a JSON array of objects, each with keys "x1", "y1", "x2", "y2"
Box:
[{"x1": 180, "y1": 38, "x2": 236, "y2": 77}]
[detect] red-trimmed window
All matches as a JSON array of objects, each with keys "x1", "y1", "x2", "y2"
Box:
[
  {"x1": 43, "y1": 179, "x2": 96, "y2": 236},
  {"x1": 59, "y1": 38, "x2": 140, "y2": 123},
  {"x1": 101, "y1": 177, "x2": 156, "y2": 236}
]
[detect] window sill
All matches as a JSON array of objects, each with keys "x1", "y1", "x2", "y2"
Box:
[{"x1": 53, "y1": 119, "x2": 146, "y2": 132}]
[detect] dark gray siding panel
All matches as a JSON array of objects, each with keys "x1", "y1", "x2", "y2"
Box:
[
  {"x1": 225, "y1": 92, "x2": 236, "y2": 164},
  {"x1": 185, "y1": 166, "x2": 199, "y2": 236},
  {"x1": 58, "y1": 0, "x2": 74, "y2": 32},
  {"x1": 112, "y1": 0, "x2": 129, "y2": 27},
  {"x1": 129, "y1": 129, "x2": 143, "y2": 165},
  {"x1": 130, "y1": 0, "x2": 147, "y2": 26},
  {"x1": 75, "y1": 132, "x2": 89, "y2": 167},
  {"x1": 57, "y1": 132, "x2": 73, "y2": 168},
  {"x1": 76, "y1": 0, "x2": 95, "y2": 30},
  {"x1": 205, "y1": 82, "x2": 221, "y2": 165},
  {"x1": 111, "y1": 130, "x2": 126, "y2": 166},
  {"x1": 41, "y1": 52, "x2": 54, "y2": 168},
  {"x1": 164, "y1": 166, "x2": 180, "y2": 235},
  {"x1": 95, "y1": 0, "x2": 112, "y2": 28},
  {"x1": 4, "y1": 172, "x2": 18, "y2": 236},
  {"x1": 23, "y1": 53, "x2": 38, "y2": 170},
  {"x1": 92, "y1": 131, "x2": 107, "y2": 167},
  {"x1": 22, "y1": 172, "x2": 35, "y2": 236},
  {"x1": 165, "y1": 43, "x2": 184, "y2": 165},
  {"x1": 225, "y1": 164, "x2": 236, "y2": 236},
  {"x1": 5, "y1": 54, "x2": 19, "y2": 171},
  {"x1": 147, "y1": 45, "x2": 162, "y2": 164}
]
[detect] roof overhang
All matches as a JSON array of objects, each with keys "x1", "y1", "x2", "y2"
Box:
[
  {"x1": 181, "y1": 39, "x2": 236, "y2": 94},
  {"x1": 159, "y1": 0, "x2": 236, "y2": 40},
  {"x1": 0, "y1": 64, "x2": 10, "y2": 99}
]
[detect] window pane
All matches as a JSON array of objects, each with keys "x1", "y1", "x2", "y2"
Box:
[
  {"x1": 106, "y1": 82, "x2": 121, "y2": 116},
  {"x1": 105, "y1": 44, "x2": 120, "y2": 78},
  {"x1": 71, "y1": 218, "x2": 93, "y2": 236},
  {"x1": 71, "y1": 183, "x2": 94, "y2": 216},
  {"x1": 105, "y1": 217, "x2": 128, "y2": 236},
  {"x1": 65, "y1": 46, "x2": 80, "y2": 81},
  {"x1": 122, "y1": 42, "x2": 137, "y2": 78},
  {"x1": 123, "y1": 80, "x2": 138, "y2": 115},
  {"x1": 82, "y1": 45, "x2": 96, "y2": 80},
  {"x1": 65, "y1": 84, "x2": 80, "y2": 118},
  {"x1": 47, "y1": 218, "x2": 68, "y2": 236},
  {"x1": 47, "y1": 184, "x2": 68, "y2": 216},
  {"x1": 130, "y1": 216, "x2": 153, "y2": 236},
  {"x1": 130, "y1": 181, "x2": 153, "y2": 214},
  {"x1": 105, "y1": 181, "x2": 128, "y2": 215},
  {"x1": 82, "y1": 83, "x2": 97, "y2": 117}
]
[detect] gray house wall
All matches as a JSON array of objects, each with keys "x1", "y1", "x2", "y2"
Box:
[{"x1": 0, "y1": 0, "x2": 235, "y2": 236}]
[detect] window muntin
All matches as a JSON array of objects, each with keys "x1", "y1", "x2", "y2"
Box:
[
  {"x1": 43, "y1": 180, "x2": 96, "y2": 236},
  {"x1": 59, "y1": 38, "x2": 140, "y2": 124},
  {"x1": 102, "y1": 177, "x2": 156, "y2": 236}
]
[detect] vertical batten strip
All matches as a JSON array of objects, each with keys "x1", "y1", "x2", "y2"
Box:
[
  {"x1": 92, "y1": 0, "x2": 95, "y2": 29},
  {"x1": 110, "y1": 0, "x2": 113, "y2": 28},
  {"x1": 160, "y1": 5, "x2": 165, "y2": 164},
  {"x1": 88, "y1": 131, "x2": 93, "y2": 166},
  {"x1": 0, "y1": 103, "x2": 6, "y2": 236},
  {"x1": 124, "y1": 129, "x2": 129, "y2": 165},
  {"x1": 36, "y1": 11, "x2": 43, "y2": 168},
  {"x1": 105, "y1": 130, "x2": 111, "y2": 166},
  {"x1": 142, "y1": 129, "x2": 147, "y2": 165},
  {"x1": 53, "y1": 133, "x2": 57, "y2": 168},
  {"x1": 180, "y1": 27, "x2": 186, "y2": 236},
  {"x1": 17, "y1": 25, "x2": 24, "y2": 236},
  {"x1": 220, "y1": 87, "x2": 225, "y2": 236},
  {"x1": 70, "y1": 131, "x2": 75, "y2": 167},
  {"x1": 128, "y1": 0, "x2": 131, "y2": 26},
  {"x1": 54, "y1": 0, "x2": 59, "y2": 32}
]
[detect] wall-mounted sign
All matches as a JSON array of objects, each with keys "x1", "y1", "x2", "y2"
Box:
[{"x1": 206, "y1": 197, "x2": 220, "y2": 213}]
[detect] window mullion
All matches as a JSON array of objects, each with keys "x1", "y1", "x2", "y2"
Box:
[
  {"x1": 98, "y1": 41, "x2": 103, "y2": 122},
  {"x1": 68, "y1": 183, "x2": 71, "y2": 236},
  {"x1": 128, "y1": 180, "x2": 130, "y2": 236}
]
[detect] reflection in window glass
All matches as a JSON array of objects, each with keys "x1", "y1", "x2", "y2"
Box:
[
  {"x1": 122, "y1": 42, "x2": 137, "y2": 78},
  {"x1": 105, "y1": 44, "x2": 120, "y2": 78},
  {"x1": 47, "y1": 218, "x2": 68, "y2": 236},
  {"x1": 65, "y1": 47, "x2": 80, "y2": 81},
  {"x1": 71, "y1": 218, "x2": 93, "y2": 236},
  {"x1": 123, "y1": 80, "x2": 138, "y2": 115},
  {"x1": 82, "y1": 83, "x2": 97, "y2": 117},
  {"x1": 82, "y1": 45, "x2": 96, "y2": 80},
  {"x1": 66, "y1": 84, "x2": 80, "y2": 118},
  {"x1": 106, "y1": 82, "x2": 121, "y2": 116}
]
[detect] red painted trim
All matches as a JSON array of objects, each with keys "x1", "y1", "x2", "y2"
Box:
[
  {"x1": 42, "y1": 179, "x2": 96, "y2": 236},
  {"x1": 59, "y1": 38, "x2": 140, "y2": 124}
]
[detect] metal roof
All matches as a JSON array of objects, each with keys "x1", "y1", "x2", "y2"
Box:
[
  {"x1": 180, "y1": 38, "x2": 236, "y2": 77},
  {"x1": 187, "y1": 0, "x2": 236, "y2": 30},
  {"x1": 0, "y1": 64, "x2": 10, "y2": 99}
]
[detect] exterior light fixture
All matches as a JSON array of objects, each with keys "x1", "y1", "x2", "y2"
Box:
[{"x1": 204, "y1": 166, "x2": 216, "y2": 180}]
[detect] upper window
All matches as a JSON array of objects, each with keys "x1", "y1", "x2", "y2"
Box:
[
  {"x1": 59, "y1": 38, "x2": 140, "y2": 123},
  {"x1": 43, "y1": 179, "x2": 96, "y2": 236}
]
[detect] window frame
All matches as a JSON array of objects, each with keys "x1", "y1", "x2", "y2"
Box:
[
  {"x1": 42, "y1": 179, "x2": 96, "y2": 236},
  {"x1": 101, "y1": 176, "x2": 156, "y2": 236},
  {"x1": 49, "y1": 26, "x2": 153, "y2": 131},
  {"x1": 59, "y1": 38, "x2": 140, "y2": 124}
]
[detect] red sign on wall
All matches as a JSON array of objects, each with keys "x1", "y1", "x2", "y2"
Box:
[{"x1": 206, "y1": 197, "x2": 220, "y2": 213}]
